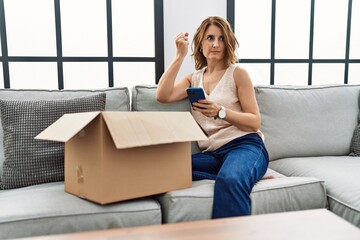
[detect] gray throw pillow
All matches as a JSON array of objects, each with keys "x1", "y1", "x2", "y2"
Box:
[
  {"x1": 0, "y1": 93, "x2": 106, "y2": 189},
  {"x1": 350, "y1": 124, "x2": 360, "y2": 156},
  {"x1": 350, "y1": 93, "x2": 360, "y2": 156}
]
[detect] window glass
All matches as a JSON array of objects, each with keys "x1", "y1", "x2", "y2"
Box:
[
  {"x1": 275, "y1": 0, "x2": 310, "y2": 59},
  {"x1": 61, "y1": 0, "x2": 107, "y2": 56},
  {"x1": 112, "y1": 0, "x2": 154, "y2": 57},
  {"x1": 9, "y1": 62, "x2": 58, "y2": 89},
  {"x1": 348, "y1": 64, "x2": 360, "y2": 84},
  {"x1": 313, "y1": 0, "x2": 348, "y2": 59},
  {"x1": 113, "y1": 62, "x2": 155, "y2": 89},
  {"x1": 275, "y1": 64, "x2": 308, "y2": 85},
  {"x1": 312, "y1": 64, "x2": 344, "y2": 85},
  {"x1": 234, "y1": 0, "x2": 359, "y2": 86},
  {"x1": 4, "y1": 0, "x2": 56, "y2": 56},
  {"x1": 237, "y1": 63, "x2": 270, "y2": 86},
  {"x1": 63, "y1": 62, "x2": 108, "y2": 89},
  {"x1": 350, "y1": 0, "x2": 360, "y2": 59},
  {"x1": 235, "y1": 0, "x2": 271, "y2": 59}
]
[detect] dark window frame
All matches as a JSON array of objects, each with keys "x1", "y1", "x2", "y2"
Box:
[
  {"x1": 227, "y1": 0, "x2": 360, "y2": 85},
  {"x1": 0, "y1": 0, "x2": 164, "y2": 89}
]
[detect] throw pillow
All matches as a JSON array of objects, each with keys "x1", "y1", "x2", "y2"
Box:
[
  {"x1": 350, "y1": 123, "x2": 360, "y2": 156},
  {"x1": 0, "y1": 93, "x2": 106, "y2": 189},
  {"x1": 350, "y1": 93, "x2": 360, "y2": 157}
]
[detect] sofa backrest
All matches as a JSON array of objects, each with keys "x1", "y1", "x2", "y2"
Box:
[
  {"x1": 255, "y1": 84, "x2": 360, "y2": 161},
  {"x1": 131, "y1": 85, "x2": 190, "y2": 112},
  {"x1": 0, "y1": 87, "x2": 130, "y2": 185},
  {"x1": 2, "y1": 84, "x2": 358, "y2": 181},
  {"x1": 131, "y1": 84, "x2": 360, "y2": 160}
]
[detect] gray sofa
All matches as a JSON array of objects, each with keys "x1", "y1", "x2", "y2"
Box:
[{"x1": 1, "y1": 84, "x2": 358, "y2": 239}]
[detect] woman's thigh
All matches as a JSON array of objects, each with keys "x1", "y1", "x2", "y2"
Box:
[
  {"x1": 218, "y1": 140, "x2": 269, "y2": 184},
  {"x1": 191, "y1": 152, "x2": 222, "y2": 180}
]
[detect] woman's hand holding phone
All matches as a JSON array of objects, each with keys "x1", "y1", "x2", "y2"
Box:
[{"x1": 187, "y1": 88, "x2": 222, "y2": 119}]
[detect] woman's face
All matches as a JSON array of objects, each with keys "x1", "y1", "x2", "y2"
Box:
[{"x1": 201, "y1": 24, "x2": 225, "y2": 62}]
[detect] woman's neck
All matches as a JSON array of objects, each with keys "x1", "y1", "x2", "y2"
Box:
[{"x1": 205, "y1": 61, "x2": 227, "y2": 74}]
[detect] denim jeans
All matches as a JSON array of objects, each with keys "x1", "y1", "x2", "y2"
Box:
[{"x1": 192, "y1": 133, "x2": 269, "y2": 218}]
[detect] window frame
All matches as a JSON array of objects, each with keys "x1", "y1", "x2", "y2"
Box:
[
  {"x1": 227, "y1": 0, "x2": 360, "y2": 85},
  {"x1": 0, "y1": 0, "x2": 164, "y2": 89}
]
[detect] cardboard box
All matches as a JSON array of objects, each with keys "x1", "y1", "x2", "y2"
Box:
[{"x1": 36, "y1": 111, "x2": 207, "y2": 204}]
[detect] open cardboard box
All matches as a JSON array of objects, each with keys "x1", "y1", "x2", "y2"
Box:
[{"x1": 36, "y1": 111, "x2": 207, "y2": 204}]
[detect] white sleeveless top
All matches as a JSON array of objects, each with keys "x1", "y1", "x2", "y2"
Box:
[{"x1": 191, "y1": 64, "x2": 261, "y2": 152}]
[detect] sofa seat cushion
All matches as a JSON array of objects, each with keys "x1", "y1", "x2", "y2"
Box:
[
  {"x1": 0, "y1": 182, "x2": 161, "y2": 239},
  {"x1": 270, "y1": 156, "x2": 360, "y2": 227},
  {"x1": 155, "y1": 169, "x2": 327, "y2": 223}
]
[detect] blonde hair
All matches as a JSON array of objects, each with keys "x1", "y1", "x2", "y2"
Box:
[{"x1": 192, "y1": 16, "x2": 239, "y2": 70}]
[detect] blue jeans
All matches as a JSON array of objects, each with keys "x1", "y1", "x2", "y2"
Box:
[{"x1": 192, "y1": 133, "x2": 269, "y2": 218}]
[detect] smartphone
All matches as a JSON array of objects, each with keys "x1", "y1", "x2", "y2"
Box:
[{"x1": 186, "y1": 87, "x2": 206, "y2": 104}]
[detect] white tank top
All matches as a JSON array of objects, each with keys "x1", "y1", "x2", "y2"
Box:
[{"x1": 191, "y1": 64, "x2": 261, "y2": 152}]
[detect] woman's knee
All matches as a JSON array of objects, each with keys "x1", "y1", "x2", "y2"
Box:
[{"x1": 216, "y1": 173, "x2": 251, "y2": 193}]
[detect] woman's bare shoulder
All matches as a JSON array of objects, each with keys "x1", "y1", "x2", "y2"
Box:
[
  {"x1": 233, "y1": 66, "x2": 252, "y2": 86},
  {"x1": 233, "y1": 65, "x2": 249, "y2": 77}
]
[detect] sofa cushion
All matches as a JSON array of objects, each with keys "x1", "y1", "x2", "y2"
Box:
[
  {"x1": 131, "y1": 85, "x2": 190, "y2": 112},
  {"x1": 0, "y1": 87, "x2": 130, "y2": 186},
  {"x1": 0, "y1": 94, "x2": 106, "y2": 189},
  {"x1": 131, "y1": 85, "x2": 202, "y2": 154},
  {"x1": 155, "y1": 168, "x2": 327, "y2": 223},
  {"x1": 0, "y1": 87, "x2": 129, "y2": 111},
  {"x1": 255, "y1": 85, "x2": 360, "y2": 161},
  {"x1": 350, "y1": 124, "x2": 360, "y2": 156},
  {"x1": 350, "y1": 94, "x2": 360, "y2": 156},
  {"x1": 0, "y1": 182, "x2": 161, "y2": 239},
  {"x1": 270, "y1": 156, "x2": 360, "y2": 227}
]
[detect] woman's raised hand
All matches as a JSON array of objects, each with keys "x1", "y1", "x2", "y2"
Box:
[{"x1": 175, "y1": 32, "x2": 189, "y2": 59}]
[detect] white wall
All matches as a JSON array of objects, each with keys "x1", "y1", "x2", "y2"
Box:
[{"x1": 163, "y1": 0, "x2": 227, "y2": 81}]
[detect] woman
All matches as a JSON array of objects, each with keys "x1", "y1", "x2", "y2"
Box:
[{"x1": 156, "y1": 16, "x2": 269, "y2": 218}]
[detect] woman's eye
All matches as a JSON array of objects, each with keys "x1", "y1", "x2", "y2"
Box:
[
  {"x1": 207, "y1": 36, "x2": 213, "y2": 40},
  {"x1": 219, "y1": 36, "x2": 224, "y2": 41}
]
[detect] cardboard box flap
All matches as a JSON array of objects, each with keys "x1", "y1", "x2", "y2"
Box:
[
  {"x1": 35, "y1": 111, "x2": 101, "y2": 142},
  {"x1": 102, "y1": 111, "x2": 208, "y2": 149}
]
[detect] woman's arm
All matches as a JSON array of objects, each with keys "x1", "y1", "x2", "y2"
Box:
[
  {"x1": 156, "y1": 33, "x2": 192, "y2": 103},
  {"x1": 224, "y1": 67, "x2": 261, "y2": 132}
]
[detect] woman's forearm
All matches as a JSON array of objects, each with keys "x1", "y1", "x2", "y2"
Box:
[{"x1": 156, "y1": 55, "x2": 185, "y2": 102}]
